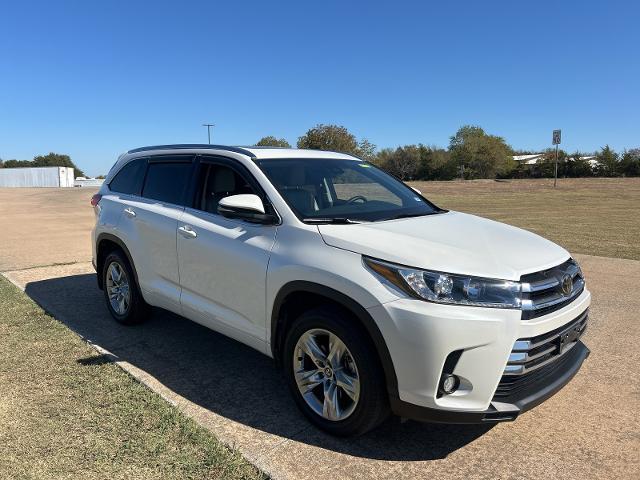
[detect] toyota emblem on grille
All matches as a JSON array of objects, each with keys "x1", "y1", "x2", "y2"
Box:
[{"x1": 561, "y1": 274, "x2": 573, "y2": 296}]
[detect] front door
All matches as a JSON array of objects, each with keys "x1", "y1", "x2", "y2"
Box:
[{"x1": 177, "y1": 157, "x2": 277, "y2": 352}]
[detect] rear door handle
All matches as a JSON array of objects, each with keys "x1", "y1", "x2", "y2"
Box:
[
  {"x1": 124, "y1": 207, "x2": 136, "y2": 218},
  {"x1": 178, "y1": 225, "x2": 197, "y2": 239}
]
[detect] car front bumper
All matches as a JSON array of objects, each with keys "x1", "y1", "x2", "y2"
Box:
[
  {"x1": 390, "y1": 340, "x2": 589, "y2": 423},
  {"x1": 367, "y1": 288, "x2": 591, "y2": 423}
]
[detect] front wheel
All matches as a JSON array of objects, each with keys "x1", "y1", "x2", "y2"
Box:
[{"x1": 283, "y1": 306, "x2": 389, "y2": 436}]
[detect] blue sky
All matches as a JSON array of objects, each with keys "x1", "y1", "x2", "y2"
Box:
[{"x1": 1, "y1": 0, "x2": 638, "y2": 176}]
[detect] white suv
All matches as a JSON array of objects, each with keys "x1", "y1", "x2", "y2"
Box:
[{"x1": 92, "y1": 145, "x2": 590, "y2": 436}]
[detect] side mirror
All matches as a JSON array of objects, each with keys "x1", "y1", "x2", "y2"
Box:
[
  {"x1": 217, "y1": 194, "x2": 278, "y2": 224},
  {"x1": 411, "y1": 187, "x2": 422, "y2": 195}
]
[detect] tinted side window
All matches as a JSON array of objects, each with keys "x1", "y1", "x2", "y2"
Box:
[
  {"x1": 109, "y1": 158, "x2": 146, "y2": 195},
  {"x1": 142, "y1": 162, "x2": 191, "y2": 205}
]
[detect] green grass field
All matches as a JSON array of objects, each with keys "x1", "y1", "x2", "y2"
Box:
[
  {"x1": 409, "y1": 177, "x2": 640, "y2": 261},
  {"x1": 0, "y1": 276, "x2": 266, "y2": 480}
]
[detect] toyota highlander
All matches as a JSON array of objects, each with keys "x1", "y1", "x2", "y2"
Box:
[{"x1": 91, "y1": 144, "x2": 590, "y2": 436}]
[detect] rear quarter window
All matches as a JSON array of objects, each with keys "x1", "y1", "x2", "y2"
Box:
[{"x1": 109, "y1": 158, "x2": 147, "y2": 195}]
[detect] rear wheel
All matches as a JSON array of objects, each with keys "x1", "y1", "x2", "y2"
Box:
[
  {"x1": 283, "y1": 306, "x2": 389, "y2": 436},
  {"x1": 102, "y1": 249, "x2": 149, "y2": 325}
]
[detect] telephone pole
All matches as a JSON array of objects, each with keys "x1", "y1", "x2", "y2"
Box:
[{"x1": 202, "y1": 123, "x2": 215, "y2": 144}]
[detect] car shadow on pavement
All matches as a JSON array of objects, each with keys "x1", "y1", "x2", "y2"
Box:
[{"x1": 23, "y1": 273, "x2": 493, "y2": 462}]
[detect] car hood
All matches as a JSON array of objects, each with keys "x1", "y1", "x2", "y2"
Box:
[{"x1": 317, "y1": 211, "x2": 570, "y2": 281}]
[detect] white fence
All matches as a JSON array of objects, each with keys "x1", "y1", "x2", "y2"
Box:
[{"x1": 0, "y1": 167, "x2": 75, "y2": 187}]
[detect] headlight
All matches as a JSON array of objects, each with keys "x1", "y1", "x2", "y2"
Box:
[{"x1": 364, "y1": 257, "x2": 522, "y2": 309}]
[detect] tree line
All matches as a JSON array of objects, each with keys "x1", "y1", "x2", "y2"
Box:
[
  {"x1": 256, "y1": 124, "x2": 640, "y2": 180},
  {"x1": 0, "y1": 153, "x2": 86, "y2": 178},
  {"x1": 2, "y1": 126, "x2": 638, "y2": 181}
]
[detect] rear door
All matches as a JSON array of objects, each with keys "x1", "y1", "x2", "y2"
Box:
[
  {"x1": 117, "y1": 155, "x2": 194, "y2": 312},
  {"x1": 177, "y1": 156, "x2": 277, "y2": 352},
  {"x1": 101, "y1": 156, "x2": 147, "y2": 232}
]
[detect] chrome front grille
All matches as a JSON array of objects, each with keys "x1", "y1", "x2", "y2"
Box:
[
  {"x1": 503, "y1": 309, "x2": 588, "y2": 377},
  {"x1": 520, "y1": 258, "x2": 585, "y2": 319}
]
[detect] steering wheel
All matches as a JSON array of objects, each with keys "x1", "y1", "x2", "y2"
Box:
[{"x1": 346, "y1": 195, "x2": 367, "y2": 204}]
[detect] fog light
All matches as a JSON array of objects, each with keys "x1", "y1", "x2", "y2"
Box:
[{"x1": 441, "y1": 374, "x2": 459, "y2": 394}]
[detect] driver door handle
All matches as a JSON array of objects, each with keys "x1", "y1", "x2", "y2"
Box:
[{"x1": 178, "y1": 225, "x2": 197, "y2": 239}]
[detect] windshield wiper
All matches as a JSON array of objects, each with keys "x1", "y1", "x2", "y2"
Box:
[{"x1": 302, "y1": 217, "x2": 362, "y2": 224}]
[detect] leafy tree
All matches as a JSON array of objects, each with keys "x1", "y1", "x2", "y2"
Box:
[
  {"x1": 255, "y1": 136, "x2": 291, "y2": 148},
  {"x1": 33, "y1": 152, "x2": 86, "y2": 177},
  {"x1": 356, "y1": 138, "x2": 377, "y2": 161},
  {"x1": 565, "y1": 151, "x2": 594, "y2": 177},
  {"x1": 595, "y1": 145, "x2": 619, "y2": 177},
  {"x1": 374, "y1": 146, "x2": 420, "y2": 180},
  {"x1": 372, "y1": 148, "x2": 393, "y2": 169},
  {"x1": 536, "y1": 148, "x2": 569, "y2": 178},
  {"x1": 619, "y1": 148, "x2": 640, "y2": 176},
  {"x1": 3, "y1": 159, "x2": 32, "y2": 168},
  {"x1": 449, "y1": 125, "x2": 514, "y2": 179},
  {"x1": 373, "y1": 144, "x2": 457, "y2": 181},
  {"x1": 1, "y1": 152, "x2": 86, "y2": 177},
  {"x1": 297, "y1": 124, "x2": 375, "y2": 159},
  {"x1": 418, "y1": 145, "x2": 457, "y2": 180}
]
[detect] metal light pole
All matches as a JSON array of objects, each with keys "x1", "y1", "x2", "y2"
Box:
[{"x1": 202, "y1": 123, "x2": 215, "y2": 144}]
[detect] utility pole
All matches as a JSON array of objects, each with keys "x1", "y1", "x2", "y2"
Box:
[{"x1": 202, "y1": 123, "x2": 215, "y2": 144}]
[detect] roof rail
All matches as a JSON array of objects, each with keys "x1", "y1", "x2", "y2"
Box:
[{"x1": 127, "y1": 144, "x2": 256, "y2": 157}]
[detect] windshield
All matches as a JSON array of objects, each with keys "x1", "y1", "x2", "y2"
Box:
[{"x1": 256, "y1": 158, "x2": 442, "y2": 222}]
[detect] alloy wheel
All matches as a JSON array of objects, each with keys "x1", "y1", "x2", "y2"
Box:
[
  {"x1": 105, "y1": 261, "x2": 130, "y2": 315},
  {"x1": 293, "y1": 328, "x2": 361, "y2": 421}
]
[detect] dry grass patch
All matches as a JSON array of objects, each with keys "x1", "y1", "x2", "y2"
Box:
[
  {"x1": 409, "y1": 177, "x2": 640, "y2": 261},
  {"x1": 0, "y1": 276, "x2": 266, "y2": 480}
]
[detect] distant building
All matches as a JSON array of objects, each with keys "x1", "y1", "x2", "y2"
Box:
[
  {"x1": 513, "y1": 154, "x2": 599, "y2": 167},
  {"x1": 0, "y1": 166, "x2": 75, "y2": 187},
  {"x1": 513, "y1": 154, "x2": 545, "y2": 165},
  {"x1": 580, "y1": 156, "x2": 599, "y2": 168}
]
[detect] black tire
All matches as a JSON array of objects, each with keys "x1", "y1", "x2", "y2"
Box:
[
  {"x1": 283, "y1": 305, "x2": 390, "y2": 436},
  {"x1": 102, "y1": 249, "x2": 150, "y2": 325}
]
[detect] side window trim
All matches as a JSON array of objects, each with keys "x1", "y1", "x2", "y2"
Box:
[
  {"x1": 138, "y1": 157, "x2": 150, "y2": 197},
  {"x1": 147, "y1": 155, "x2": 194, "y2": 164}
]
